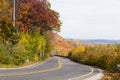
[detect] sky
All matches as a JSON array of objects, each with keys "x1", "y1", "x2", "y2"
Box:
[{"x1": 50, "y1": 0, "x2": 120, "y2": 40}]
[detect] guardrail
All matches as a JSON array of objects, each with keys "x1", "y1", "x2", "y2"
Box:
[{"x1": 117, "y1": 65, "x2": 120, "y2": 71}]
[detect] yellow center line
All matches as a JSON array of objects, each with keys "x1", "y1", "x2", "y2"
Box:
[{"x1": 0, "y1": 57, "x2": 62, "y2": 77}]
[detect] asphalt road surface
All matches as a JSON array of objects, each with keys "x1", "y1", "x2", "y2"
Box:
[{"x1": 0, "y1": 57, "x2": 102, "y2": 80}]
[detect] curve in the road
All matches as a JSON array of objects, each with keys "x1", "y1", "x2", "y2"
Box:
[
  {"x1": 0, "y1": 57, "x2": 62, "y2": 77},
  {"x1": 68, "y1": 66, "x2": 94, "y2": 80},
  {"x1": 0, "y1": 57, "x2": 103, "y2": 80}
]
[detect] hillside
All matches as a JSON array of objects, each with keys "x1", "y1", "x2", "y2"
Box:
[{"x1": 49, "y1": 32, "x2": 73, "y2": 56}]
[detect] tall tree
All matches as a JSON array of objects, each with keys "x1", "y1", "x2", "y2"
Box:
[{"x1": 16, "y1": 0, "x2": 61, "y2": 34}]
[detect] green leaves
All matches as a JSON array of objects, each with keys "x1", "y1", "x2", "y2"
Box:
[
  {"x1": 19, "y1": 32, "x2": 47, "y2": 61},
  {"x1": 0, "y1": 0, "x2": 59, "y2": 66}
]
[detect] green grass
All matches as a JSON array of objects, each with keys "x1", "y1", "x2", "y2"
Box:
[
  {"x1": 0, "y1": 62, "x2": 35, "y2": 68},
  {"x1": 0, "y1": 64, "x2": 18, "y2": 68},
  {"x1": 0, "y1": 57, "x2": 50, "y2": 68}
]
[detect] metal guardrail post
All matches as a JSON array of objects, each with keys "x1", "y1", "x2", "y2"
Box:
[{"x1": 117, "y1": 65, "x2": 120, "y2": 71}]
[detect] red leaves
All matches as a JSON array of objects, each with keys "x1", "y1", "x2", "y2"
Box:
[
  {"x1": 16, "y1": 0, "x2": 61, "y2": 33},
  {"x1": 22, "y1": 26, "x2": 27, "y2": 31}
]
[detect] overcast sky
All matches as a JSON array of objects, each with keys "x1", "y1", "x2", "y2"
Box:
[{"x1": 50, "y1": 0, "x2": 120, "y2": 40}]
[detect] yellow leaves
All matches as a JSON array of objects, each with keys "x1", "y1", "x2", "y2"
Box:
[
  {"x1": 77, "y1": 46, "x2": 85, "y2": 52},
  {"x1": 72, "y1": 46, "x2": 85, "y2": 54},
  {"x1": 0, "y1": 0, "x2": 9, "y2": 9},
  {"x1": 37, "y1": 38, "x2": 46, "y2": 51},
  {"x1": 62, "y1": 52, "x2": 69, "y2": 57},
  {"x1": 34, "y1": 54, "x2": 39, "y2": 62},
  {"x1": 0, "y1": 0, "x2": 12, "y2": 18},
  {"x1": 70, "y1": 44, "x2": 120, "y2": 72},
  {"x1": 19, "y1": 33, "x2": 29, "y2": 45},
  {"x1": 3, "y1": 0, "x2": 8, "y2": 7},
  {"x1": 69, "y1": 46, "x2": 85, "y2": 58},
  {"x1": 1, "y1": 16, "x2": 11, "y2": 23},
  {"x1": 8, "y1": 8, "x2": 12, "y2": 16}
]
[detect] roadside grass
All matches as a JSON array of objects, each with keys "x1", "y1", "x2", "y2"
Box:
[
  {"x1": 0, "y1": 56, "x2": 50, "y2": 68},
  {"x1": 0, "y1": 64, "x2": 18, "y2": 68},
  {"x1": 0, "y1": 61, "x2": 35, "y2": 68}
]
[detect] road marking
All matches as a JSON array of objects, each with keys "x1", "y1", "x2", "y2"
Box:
[
  {"x1": 84, "y1": 69, "x2": 104, "y2": 80},
  {"x1": 68, "y1": 66, "x2": 94, "y2": 80},
  {"x1": 0, "y1": 57, "x2": 62, "y2": 77}
]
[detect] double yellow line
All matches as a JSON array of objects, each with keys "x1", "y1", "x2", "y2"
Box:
[{"x1": 0, "y1": 57, "x2": 62, "y2": 77}]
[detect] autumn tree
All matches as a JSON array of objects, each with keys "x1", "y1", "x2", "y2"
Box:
[{"x1": 16, "y1": 0, "x2": 61, "y2": 34}]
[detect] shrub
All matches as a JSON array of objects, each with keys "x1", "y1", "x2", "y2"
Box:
[
  {"x1": 19, "y1": 32, "x2": 48, "y2": 61},
  {"x1": 69, "y1": 44, "x2": 120, "y2": 72},
  {"x1": 13, "y1": 52, "x2": 27, "y2": 65},
  {"x1": 12, "y1": 44, "x2": 28, "y2": 65},
  {"x1": 33, "y1": 54, "x2": 39, "y2": 62},
  {"x1": 0, "y1": 41, "x2": 11, "y2": 64},
  {"x1": 0, "y1": 29, "x2": 51, "y2": 66},
  {"x1": 69, "y1": 46, "x2": 85, "y2": 62}
]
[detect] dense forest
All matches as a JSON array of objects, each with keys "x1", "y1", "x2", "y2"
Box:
[{"x1": 0, "y1": 0, "x2": 61, "y2": 65}]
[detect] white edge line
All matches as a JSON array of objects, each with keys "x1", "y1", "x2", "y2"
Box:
[
  {"x1": 68, "y1": 66, "x2": 94, "y2": 80},
  {"x1": 84, "y1": 69, "x2": 104, "y2": 80}
]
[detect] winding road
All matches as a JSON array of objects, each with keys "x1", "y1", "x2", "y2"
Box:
[{"x1": 0, "y1": 57, "x2": 103, "y2": 80}]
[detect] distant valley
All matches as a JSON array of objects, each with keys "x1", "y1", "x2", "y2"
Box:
[
  {"x1": 80, "y1": 39, "x2": 120, "y2": 44},
  {"x1": 67, "y1": 39, "x2": 120, "y2": 47}
]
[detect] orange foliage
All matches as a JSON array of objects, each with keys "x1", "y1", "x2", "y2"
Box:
[
  {"x1": 52, "y1": 34, "x2": 73, "y2": 56},
  {"x1": 22, "y1": 26, "x2": 28, "y2": 31},
  {"x1": 74, "y1": 46, "x2": 85, "y2": 53}
]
